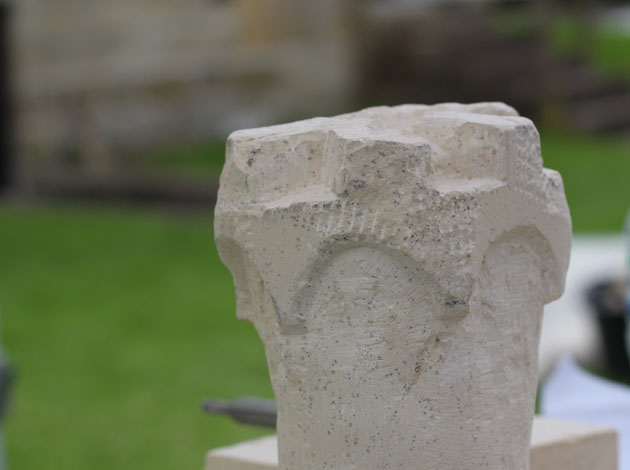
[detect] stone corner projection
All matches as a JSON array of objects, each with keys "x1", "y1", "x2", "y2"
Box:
[{"x1": 213, "y1": 103, "x2": 572, "y2": 470}]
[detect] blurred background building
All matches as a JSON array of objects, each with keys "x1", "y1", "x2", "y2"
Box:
[
  {"x1": 8, "y1": 0, "x2": 355, "y2": 199},
  {"x1": 4, "y1": 0, "x2": 629, "y2": 202}
]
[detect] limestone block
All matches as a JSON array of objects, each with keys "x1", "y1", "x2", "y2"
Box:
[
  {"x1": 214, "y1": 103, "x2": 572, "y2": 469},
  {"x1": 207, "y1": 436, "x2": 277, "y2": 470},
  {"x1": 205, "y1": 417, "x2": 617, "y2": 470},
  {"x1": 530, "y1": 418, "x2": 618, "y2": 470}
]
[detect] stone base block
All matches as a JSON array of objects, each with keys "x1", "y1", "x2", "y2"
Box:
[{"x1": 205, "y1": 417, "x2": 617, "y2": 470}]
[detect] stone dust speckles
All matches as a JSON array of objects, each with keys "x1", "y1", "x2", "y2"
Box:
[{"x1": 214, "y1": 103, "x2": 571, "y2": 470}]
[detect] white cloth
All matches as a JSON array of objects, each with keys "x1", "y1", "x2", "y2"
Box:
[{"x1": 541, "y1": 356, "x2": 630, "y2": 470}]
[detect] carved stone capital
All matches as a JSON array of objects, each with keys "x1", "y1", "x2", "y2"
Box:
[{"x1": 215, "y1": 103, "x2": 571, "y2": 469}]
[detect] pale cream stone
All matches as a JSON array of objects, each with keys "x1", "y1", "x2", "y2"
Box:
[
  {"x1": 530, "y1": 418, "x2": 618, "y2": 470},
  {"x1": 205, "y1": 418, "x2": 617, "y2": 470},
  {"x1": 214, "y1": 103, "x2": 572, "y2": 469},
  {"x1": 207, "y1": 436, "x2": 278, "y2": 470}
]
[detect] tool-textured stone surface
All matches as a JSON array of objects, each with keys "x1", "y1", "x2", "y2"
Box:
[
  {"x1": 205, "y1": 418, "x2": 617, "y2": 470},
  {"x1": 214, "y1": 103, "x2": 572, "y2": 469}
]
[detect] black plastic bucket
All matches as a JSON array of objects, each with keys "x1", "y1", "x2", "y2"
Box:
[{"x1": 586, "y1": 279, "x2": 630, "y2": 378}]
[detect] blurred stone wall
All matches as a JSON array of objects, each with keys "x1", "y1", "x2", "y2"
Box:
[{"x1": 12, "y1": 0, "x2": 356, "y2": 182}]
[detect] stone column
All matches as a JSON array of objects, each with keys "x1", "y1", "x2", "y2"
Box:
[{"x1": 214, "y1": 103, "x2": 571, "y2": 470}]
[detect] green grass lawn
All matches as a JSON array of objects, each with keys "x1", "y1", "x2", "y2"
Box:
[
  {"x1": 0, "y1": 129, "x2": 627, "y2": 469},
  {"x1": 540, "y1": 131, "x2": 630, "y2": 232},
  {"x1": 0, "y1": 205, "x2": 273, "y2": 470}
]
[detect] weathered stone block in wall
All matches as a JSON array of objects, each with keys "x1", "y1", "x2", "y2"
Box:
[{"x1": 214, "y1": 103, "x2": 571, "y2": 469}]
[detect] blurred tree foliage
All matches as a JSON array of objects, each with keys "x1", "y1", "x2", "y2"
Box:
[{"x1": 551, "y1": 15, "x2": 630, "y2": 79}]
